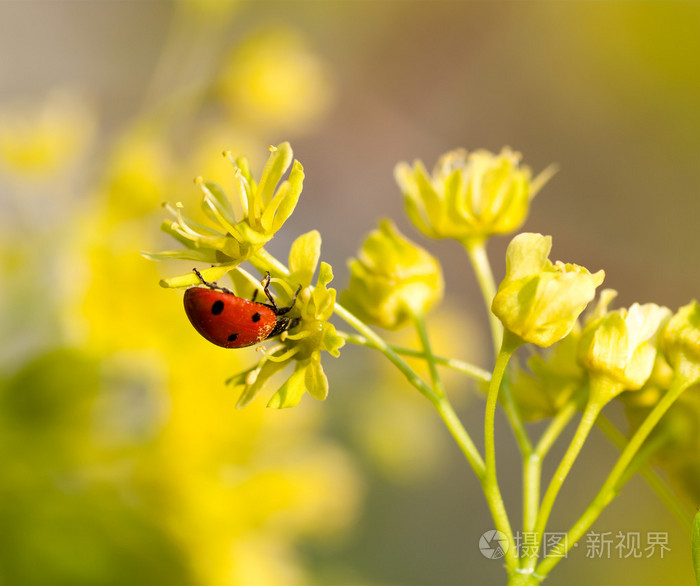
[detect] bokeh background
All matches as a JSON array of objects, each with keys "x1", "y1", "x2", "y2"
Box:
[{"x1": 1, "y1": 1, "x2": 699, "y2": 585}]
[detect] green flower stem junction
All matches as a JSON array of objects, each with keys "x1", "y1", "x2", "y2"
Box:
[{"x1": 536, "y1": 372, "x2": 697, "y2": 576}]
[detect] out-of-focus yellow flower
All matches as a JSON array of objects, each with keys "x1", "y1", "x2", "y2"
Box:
[
  {"x1": 395, "y1": 148, "x2": 555, "y2": 246},
  {"x1": 341, "y1": 219, "x2": 444, "y2": 330},
  {"x1": 662, "y1": 300, "x2": 700, "y2": 382},
  {"x1": 218, "y1": 27, "x2": 333, "y2": 133},
  {"x1": 492, "y1": 233, "x2": 604, "y2": 347},
  {"x1": 0, "y1": 89, "x2": 96, "y2": 178},
  {"x1": 99, "y1": 129, "x2": 175, "y2": 225}
]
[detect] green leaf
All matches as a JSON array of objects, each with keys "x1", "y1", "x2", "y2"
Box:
[{"x1": 693, "y1": 509, "x2": 700, "y2": 586}]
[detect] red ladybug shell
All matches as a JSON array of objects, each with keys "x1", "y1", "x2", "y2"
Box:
[{"x1": 184, "y1": 287, "x2": 278, "y2": 348}]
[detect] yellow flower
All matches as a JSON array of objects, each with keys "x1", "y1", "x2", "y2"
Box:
[
  {"x1": 218, "y1": 27, "x2": 333, "y2": 133},
  {"x1": 395, "y1": 147, "x2": 555, "y2": 246},
  {"x1": 662, "y1": 300, "x2": 700, "y2": 382},
  {"x1": 145, "y1": 142, "x2": 304, "y2": 288},
  {"x1": 577, "y1": 302, "x2": 670, "y2": 403},
  {"x1": 0, "y1": 88, "x2": 96, "y2": 178},
  {"x1": 341, "y1": 219, "x2": 444, "y2": 330},
  {"x1": 232, "y1": 231, "x2": 344, "y2": 409},
  {"x1": 492, "y1": 233, "x2": 604, "y2": 347}
]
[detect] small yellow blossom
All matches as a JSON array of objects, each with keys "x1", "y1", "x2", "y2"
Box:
[
  {"x1": 341, "y1": 219, "x2": 444, "y2": 330},
  {"x1": 492, "y1": 233, "x2": 604, "y2": 347},
  {"x1": 232, "y1": 231, "x2": 344, "y2": 409},
  {"x1": 578, "y1": 303, "x2": 670, "y2": 390},
  {"x1": 395, "y1": 147, "x2": 555, "y2": 246},
  {"x1": 145, "y1": 142, "x2": 304, "y2": 287}
]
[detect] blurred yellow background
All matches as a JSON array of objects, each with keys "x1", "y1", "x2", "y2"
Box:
[{"x1": 1, "y1": 2, "x2": 699, "y2": 585}]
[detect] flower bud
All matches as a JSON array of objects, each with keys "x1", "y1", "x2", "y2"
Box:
[
  {"x1": 577, "y1": 303, "x2": 671, "y2": 399},
  {"x1": 395, "y1": 148, "x2": 555, "y2": 246},
  {"x1": 491, "y1": 233, "x2": 604, "y2": 347},
  {"x1": 341, "y1": 220, "x2": 443, "y2": 329},
  {"x1": 662, "y1": 300, "x2": 700, "y2": 382}
]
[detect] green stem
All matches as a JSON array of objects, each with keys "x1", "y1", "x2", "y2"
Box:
[
  {"x1": 483, "y1": 330, "x2": 522, "y2": 570},
  {"x1": 500, "y1": 376, "x2": 534, "y2": 456},
  {"x1": 339, "y1": 332, "x2": 491, "y2": 382},
  {"x1": 523, "y1": 398, "x2": 579, "y2": 535},
  {"x1": 534, "y1": 397, "x2": 581, "y2": 460},
  {"x1": 526, "y1": 389, "x2": 606, "y2": 569},
  {"x1": 333, "y1": 304, "x2": 437, "y2": 402},
  {"x1": 464, "y1": 239, "x2": 532, "y2": 456},
  {"x1": 536, "y1": 373, "x2": 695, "y2": 577},
  {"x1": 252, "y1": 248, "x2": 291, "y2": 278},
  {"x1": 334, "y1": 303, "x2": 486, "y2": 480},
  {"x1": 523, "y1": 453, "x2": 541, "y2": 536},
  {"x1": 616, "y1": 431, "x2": 666, "y2": 490},
  {"x1": 507, "y1": 571, "x2": 543, "y2": 586},
  {"x1": 596, "y1": 413, "x2": 691, "y2": 532},
  {"x1": 433, "y1": 397, "x2": 486, "y2": 482},
  {"x1": 412, "y1": 311, "x2": 445, "y2": 398},
  {"x1": 463, "y1": 239, "x2": 502, "y2": 356}
]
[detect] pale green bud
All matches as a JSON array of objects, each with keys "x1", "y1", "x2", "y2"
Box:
[
  {"x1": 577, "y1": 303, "x2": 671, "y2": 396},
  {"x1": 662, "y1": 300, "x2": 700, "y2": 382},
  {"x1": 491, "y1": 233, "x2": 604, "y2": 347},
  {"x1": 395, "y1": 147, "x2": 555, "y2": 246},
  {"x1": 341, "y1": 219, "x2": 444, "y2": 330}
]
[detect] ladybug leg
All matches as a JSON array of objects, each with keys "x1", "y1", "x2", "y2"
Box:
[
  {"x1": 260, "y1": 272, "x2": 279, "y2": 310},
  {"x1": 192, "y1": 268, "x2": 234, "y2": 295},
  {"x1": 275, "y1": 284, "x2": 302, "y2": 316}
]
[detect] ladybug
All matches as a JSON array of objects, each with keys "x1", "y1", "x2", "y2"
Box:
[{"x1": 184, "y1": 268, "x2": 301, "y2": 348}]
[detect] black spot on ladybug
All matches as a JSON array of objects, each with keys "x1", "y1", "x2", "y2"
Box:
[
  {"x1": 211, "y1": 300, "x2": 224, "y2": 315},
  {"x1": 228, "y1": 333, "x2": 238, "y2": 342},
  {"x1": 252, "y1": 312, "x2": 261, "y2": 322}
]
